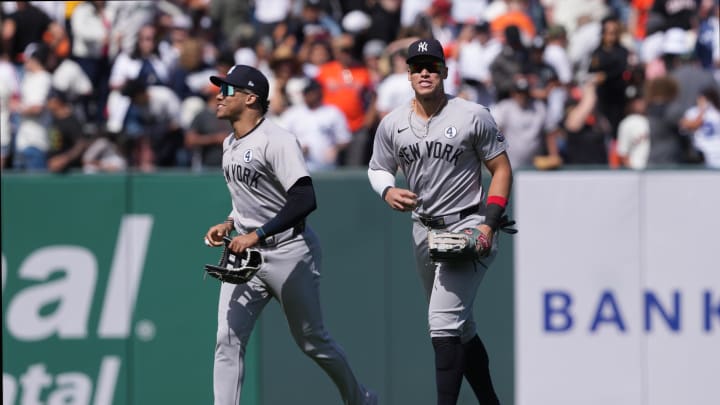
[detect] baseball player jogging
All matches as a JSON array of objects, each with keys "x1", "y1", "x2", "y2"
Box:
[
  {"x1": 368, "y1": 38, "x2": 514, "y2": 405},
  {"x1": 204, "y1": 65, "x2": 377, "y2": 405}
]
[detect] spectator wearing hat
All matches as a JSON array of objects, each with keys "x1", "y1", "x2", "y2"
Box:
[
  {"x1": 492, "y1": 76, "x2": 554, "y2": 169},
  {"x1": 280, "y1": 78, "x2": 352, "y2": 171},
  {"x1": 315, "y1": 33, "x2": 374, "y2": 166},
  {"x1": 11, "y1": 43, "x2": 52, "y2": 170}
]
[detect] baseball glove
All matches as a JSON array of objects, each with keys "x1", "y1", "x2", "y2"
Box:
[
  {"x1": 204, "y1": 237, "x2": 264, "y2": 284},
  {"x1": 428, "y1": 227, "x2": 491, "y2": 262}
]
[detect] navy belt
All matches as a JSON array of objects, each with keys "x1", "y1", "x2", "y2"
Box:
[{"x1": 417, "y1": 205, "x2": 479, "y2": 229}]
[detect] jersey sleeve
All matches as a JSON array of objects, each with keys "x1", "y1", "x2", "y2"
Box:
[
  {"x1": 368, "y1": 116, "x2": 398, "y2": 174},
  {"x1": 473, "y1": 106, "x2": 507, "y2": 161},
  {"x1": 266, "y1": 132, "x2": 311, "y2": 191}
]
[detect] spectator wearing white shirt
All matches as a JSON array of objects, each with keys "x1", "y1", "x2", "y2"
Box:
[
  {"x1": 106, "y1": 24, "x2": 170, "y2": 134},
  {"x1": 280, "y1": 79, "x2": 351, "y2": 171},
  {"x1": 616, "y1": 91, "x2": 651, "y2": 169},
  {"x1": 375, "y1": 48, "x2": 415, "y2": 118},
  {"x1": 680, "y1": 87, "x2": 720, "y2": 168},
  {"x1": 12, "y1": 43, "x2": 52, "y2": 170},
  {"x1": 457, "y1": 20, "x2": 501, "y2": 106},
  {"x1": 0, "y1": 41, "x2": 20, "y2": 169},
  {"x1": 70, "y1": 0, "x2": 112, "y2": 126}
]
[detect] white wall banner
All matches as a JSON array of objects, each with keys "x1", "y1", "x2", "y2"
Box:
[{"x1": 514, "y1": 171, "x2": 720, "y2": 405}]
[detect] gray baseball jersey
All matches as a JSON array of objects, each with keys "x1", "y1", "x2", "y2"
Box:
[
  {"x1": 369, "y1": 95, "x2": 507, "y2": 342},
  {"x1": 215, "y1": 119, "x2": 371, "y2": 405},
  {"x1": 222, "y1": 119, "x2": 309, "y2": 231},
  {"x1": 369, "y1": 96, "x2": 506, "y2": 216}
]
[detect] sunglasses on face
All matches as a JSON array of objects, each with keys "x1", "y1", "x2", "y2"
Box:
[
  {"x1": 409, "y1": 62, "x2": 445, "y2": 74},
  {"x1": 220, "y1": 83, "x2": 255, "y2": 98}
]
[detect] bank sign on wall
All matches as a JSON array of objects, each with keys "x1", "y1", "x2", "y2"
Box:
[{"x1": 514, "y1": 171, "x2": 720, "y2": 405}]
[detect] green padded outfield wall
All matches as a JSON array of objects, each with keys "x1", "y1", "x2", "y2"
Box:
[{"x1": 1, "y1": 171, "x2": 514, "y2": 405}]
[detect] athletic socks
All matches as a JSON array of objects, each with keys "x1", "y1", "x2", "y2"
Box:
[
  {"x1": 463, "y1": 335, "x2": 500, "y2": 404},
  {"x1": 431, "y1": 336, "x2": 465, "y2": 405}
]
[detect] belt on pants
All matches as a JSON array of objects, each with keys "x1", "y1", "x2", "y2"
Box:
[
  {"x1": 417, "y1": 205, "x2": 479, "y2": 229},
  {"x1": 258, "y1": 220, "x2": 306, "y2": 247}
]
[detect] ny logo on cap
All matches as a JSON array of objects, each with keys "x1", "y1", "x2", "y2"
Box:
[
  {"x1": 248, "y1": 80, "x2": 255, "y2": 87},
  {"x1": 418, "y1": 41, "x2": 428, "y2": 52}
]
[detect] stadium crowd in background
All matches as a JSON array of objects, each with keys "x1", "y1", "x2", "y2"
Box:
[{"x1": 0, "y1": 0, "x2": 718, "y2": 173}]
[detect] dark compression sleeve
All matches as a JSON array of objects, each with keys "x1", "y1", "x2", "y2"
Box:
[{"x1": 256, "y1": 176, "x2": 316, "y2": 238}]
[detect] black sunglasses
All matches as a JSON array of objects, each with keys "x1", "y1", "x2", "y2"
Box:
[
  {"x1": 409, "y1": 62, "x2": 445, "y2": 74},
  {"x1": 220, "y1": 83, "x2": 255, "y2": 98}
]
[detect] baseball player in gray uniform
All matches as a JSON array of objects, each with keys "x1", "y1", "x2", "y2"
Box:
[
  {"x1": 368, "y1": 39, "x2": 513, "y2": 405},
  {"x1": 204, "y1": 65, "x2": 377, "y2": 405}
]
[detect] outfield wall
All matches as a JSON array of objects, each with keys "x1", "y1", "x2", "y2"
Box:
[
  {"x1": 2, "y1": 169, "x2": 717, "y2": 405},
  {"x1": 1, "y1": 171, "x2": 513, "y2": 405}
]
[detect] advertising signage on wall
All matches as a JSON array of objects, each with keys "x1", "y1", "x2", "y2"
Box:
[
  {"x1": 2, "y1": 215, "x2": 153, "y2": 405},
  {"x1": 514, "y1": 171, "x2": 720, "y2": 405}
]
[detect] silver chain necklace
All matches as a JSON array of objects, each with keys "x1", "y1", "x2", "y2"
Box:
[{"x1": 407, "y1": 98, "x2": 445, "y2": 139}]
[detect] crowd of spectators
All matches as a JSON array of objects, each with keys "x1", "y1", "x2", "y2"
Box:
[{"x1": 0, "y1": 0, "x2": 718, "y2": 174}]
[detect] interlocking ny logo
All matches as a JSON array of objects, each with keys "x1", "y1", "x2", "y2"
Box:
[{"x1": 418, "y1": 41, "x2": 428, "y2": 52}]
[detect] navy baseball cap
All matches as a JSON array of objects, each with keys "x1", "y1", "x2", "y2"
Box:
[
  {"x1": 210, "y1": 65, "x2": 269, "y2": 102},
  {"x1": 406, "y1": 38, "x2": 445, "y2": 64}
]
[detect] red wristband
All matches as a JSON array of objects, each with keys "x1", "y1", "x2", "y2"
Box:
[{"x1": 487, "y1": 195, "x2": 507, "y2": 208}]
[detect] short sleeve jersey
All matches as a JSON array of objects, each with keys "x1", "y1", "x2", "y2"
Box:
[
  {"x1": 223, "y1": 119, "x2": 310, "y2": 232},
  {"x1": 369, "y1": 96, "x2": 506, "y2": 217}
]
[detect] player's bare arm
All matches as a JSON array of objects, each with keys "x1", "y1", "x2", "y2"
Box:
[{"x1": 478, "y1": 151, "x2": 513, "y2": 240}]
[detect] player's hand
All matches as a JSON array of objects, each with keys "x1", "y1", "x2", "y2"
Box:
[
  {"x1": 476, "y1": 224, "x2": 494, "y2": 246},
  {"x1": 228, "y1": 232, "x2": 259, "y2": 253},
  {"x1": 205, "y1": 223, "x2": 232, "y2": 247},
  {"x1": 384, "y1": 187, "x2": 418, "y2": 212}
]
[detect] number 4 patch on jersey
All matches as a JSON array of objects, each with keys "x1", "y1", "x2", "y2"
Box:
[{"x1": 243, "y1": 149, "x2": 253, "y2": 162}]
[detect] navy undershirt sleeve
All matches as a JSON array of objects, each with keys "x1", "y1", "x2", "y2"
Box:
[{"x1": 259, "y1": 176, "x2": 316, "y2": 237}]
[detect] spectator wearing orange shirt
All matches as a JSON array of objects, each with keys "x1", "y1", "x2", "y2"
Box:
[
  {"x1": 315, "y1": 34, "x2": 374, "y2": 166},
  {"x1": 490, "y1": 0, "x2": 536, "y2": 43}
]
